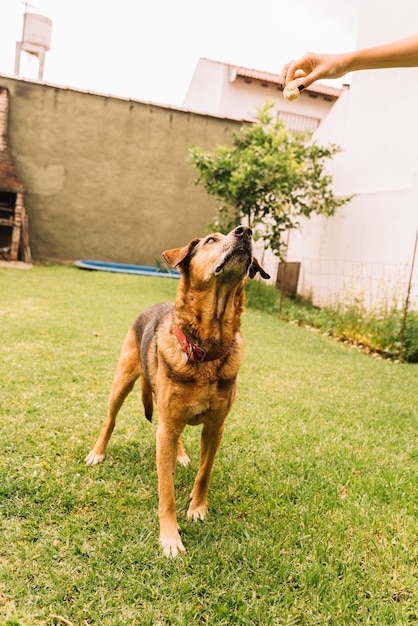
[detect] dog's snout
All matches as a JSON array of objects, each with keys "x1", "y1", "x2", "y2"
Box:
[{"x1": 233, "y1": 225, "x2": 253, "y2": 238}]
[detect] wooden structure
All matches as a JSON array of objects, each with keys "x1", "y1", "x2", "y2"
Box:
[
  {"x1": 0, "y1": 86, "x2": 30, "y2": 262},
  {"x1": 276, "y1": 261, "x2": 301, "y2": 297}
]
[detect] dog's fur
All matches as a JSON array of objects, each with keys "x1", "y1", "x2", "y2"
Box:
[{"x1": 85, "y1": 226, "x2": 269, "y2": 557}]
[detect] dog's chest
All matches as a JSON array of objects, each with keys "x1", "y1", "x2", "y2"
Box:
[
  {"x1": 184, "y1": 376, "x2": 235, "y2": 425},
  {"x1": 186, "y1": 402, "x2": 211, "y2": 425}
]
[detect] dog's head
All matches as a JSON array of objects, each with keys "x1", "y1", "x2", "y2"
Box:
[{"x1": 163, "y1": 226, "x2": 270, "y2": 286}]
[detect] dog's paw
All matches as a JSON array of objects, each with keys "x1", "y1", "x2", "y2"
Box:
[
  {"x1": 177, "y1": 453, "x2": 191, "y2": 467},
  {"x1": 159, "y1": 532, "x2": 186, "y2": 558},
  {"x1": 187, "y1": 502, "x2": 208, "y2": 521},
  {"x1": 85, "y1": 450, "x2": 105, "y2": 466}
]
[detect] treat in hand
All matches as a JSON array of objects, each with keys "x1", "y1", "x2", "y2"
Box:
[{"x1": 283, "y1": 79, "x2": 301, "y2": 101}]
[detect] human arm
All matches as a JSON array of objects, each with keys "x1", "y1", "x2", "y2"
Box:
[{"x1": 280, "y1": 32, "x2": 418, "y2": 89}]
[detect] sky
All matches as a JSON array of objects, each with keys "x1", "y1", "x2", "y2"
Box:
[{"x1": 0, "y1": 0, "x2": 360, "y2": 108}]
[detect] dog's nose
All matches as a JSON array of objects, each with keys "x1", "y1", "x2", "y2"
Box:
[{"x1": 233, "y1": 225, "x2": 253, "y2": 238}]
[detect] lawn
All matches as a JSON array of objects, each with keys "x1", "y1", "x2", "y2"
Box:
[{"x1": 0, "y1": 265, "x2": 417, "y2": 626}]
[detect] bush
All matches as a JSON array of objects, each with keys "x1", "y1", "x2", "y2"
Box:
[
  {"x1": 245, "y1": 280, "x2": 280, "y2": 314},
  {"x1": 245, "y1": 281, "x2": 418, "y2": 362},
  {"x1": 404, "y1": 311, "x2": 418, "y2": 362},
  {"x1": 189, "y1": 102, "x2": 351, "y2": 258}
]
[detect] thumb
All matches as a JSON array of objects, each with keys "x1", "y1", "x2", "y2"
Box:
[{"x1": 296, "y1": 68, "x2": 323, "y2": 91}]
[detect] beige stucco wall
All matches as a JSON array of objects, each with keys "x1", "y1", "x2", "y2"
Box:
[{"x1": 0, "y1": 75, "x2": 243, "y2": 264}]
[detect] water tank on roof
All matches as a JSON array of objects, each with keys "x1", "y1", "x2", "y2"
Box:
[
  {"x1": 14, "y1": 12, "x2": 53, "y2": 81},
  {"x1": 22, "y1": 13, "x2": 52, "y2": 50}
]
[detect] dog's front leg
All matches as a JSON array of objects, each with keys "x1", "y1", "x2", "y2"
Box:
[
  {"x1": 188, "y1": 418, "x2": 225, "y2": 521},
  {"x1": 156, "y1": 422, "x2": 186, "y2": 557}
]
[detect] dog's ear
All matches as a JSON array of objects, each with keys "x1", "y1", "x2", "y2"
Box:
[
  {"x1": 249, "y1": 257, "x2": 270, "y2": 280},
  {"x1": 162, "y1": 238, "x2": 200, "y2": 269}
]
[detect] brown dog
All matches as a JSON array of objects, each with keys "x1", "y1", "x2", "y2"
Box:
[{"x1": 85, "y1": 225, "x2": 269, "y2": 557}]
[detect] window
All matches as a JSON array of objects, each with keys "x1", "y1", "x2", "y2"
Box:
[{"x1": 277, "y1": 111, "x2": 320, "y2": 133}]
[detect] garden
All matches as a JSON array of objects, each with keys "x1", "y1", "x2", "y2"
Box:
[{"x1": 1, "y1": 265, "x2": 417, "y2": 625}]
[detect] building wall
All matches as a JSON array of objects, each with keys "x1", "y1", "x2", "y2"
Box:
[
  {"x1": 183, "y1": 58, "x2": 338, "y2": 130},
  {"x1": 0, "y1": 75, "x2": 243, "y2": 264},
  {"x1": 221, "y1": 74, "x2": 333, "y2": 128}
]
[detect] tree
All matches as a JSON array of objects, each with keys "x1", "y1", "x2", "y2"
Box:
[{"x1": 189, "y1": 101, "x2": 352, "y2": 258}]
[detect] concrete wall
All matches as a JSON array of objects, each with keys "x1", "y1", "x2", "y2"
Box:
[{"x1": 0, "y1": 75, "x2": 243, "y2": 264}]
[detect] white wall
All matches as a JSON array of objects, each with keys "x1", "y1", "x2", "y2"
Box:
[
  {"x1": 286, "y1": 0, "x2": 418, "y2": 309},
  {"x1": 183, "y1": 59, "x2": 228, "y2": 117}
]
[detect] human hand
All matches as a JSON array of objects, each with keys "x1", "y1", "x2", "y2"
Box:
[{"x1": 280, "y1": 52, "x2": 350, "y2": 89}]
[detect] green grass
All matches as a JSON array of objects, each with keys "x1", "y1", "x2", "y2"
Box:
[{"x1": 0, "y1": 265, "x2": 417, "y2": 626}]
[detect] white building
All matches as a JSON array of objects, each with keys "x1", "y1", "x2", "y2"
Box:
[
  {"x1": 286, "y1": 0, "x2": 418, "y2": 310},
  {"x1": 183, "y1": 58, "x2": 342, "y2": 132}
]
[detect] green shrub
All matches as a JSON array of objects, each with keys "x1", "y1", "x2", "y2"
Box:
[
  {"x1": 245, "y1": 279, "x2": 280, "y2": 314},
  {"x1": 246, "y1": 281, "x2": 418, "y2": 362},
  {"x1": 404, "y1": 311, "x2": 418, "y2": 362}
]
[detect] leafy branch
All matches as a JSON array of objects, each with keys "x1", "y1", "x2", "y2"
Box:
[{"x1": 189, "y1": 101, "x2": 352, "y2": 258}]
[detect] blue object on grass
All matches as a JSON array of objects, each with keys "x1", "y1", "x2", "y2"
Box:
[{"x1": 74, "y1": 259, "x2": 180, "y2": 278}]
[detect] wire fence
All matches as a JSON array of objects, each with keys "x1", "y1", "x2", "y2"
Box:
[
  {"x1": 296, "y1": 257, "x2": 418, "y2": 312},
  {"x1": 259, "y1": 252, "x2": 418, "y2": 311},
  {"x1": 256, "y1": 232, "x2": 418, "y2": 362}
]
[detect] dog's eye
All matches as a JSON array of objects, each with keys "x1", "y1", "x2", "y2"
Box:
[{"x1": 205, "y1": 236, "x2": 218, "y2": 245}]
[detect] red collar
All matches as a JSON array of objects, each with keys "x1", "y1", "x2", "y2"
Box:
[{"x1": 174, "y1": 324, "x2": 233, "y2": 363}]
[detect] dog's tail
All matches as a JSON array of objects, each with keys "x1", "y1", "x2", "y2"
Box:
[{"x1": 141, "y1": 378, "x2": 153, "y2": 422}]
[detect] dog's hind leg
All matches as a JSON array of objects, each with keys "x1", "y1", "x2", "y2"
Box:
[
  {"x1": 85, "y1": 329, "x2": 141, "y2": 466},
  {"x1": 187, "y1": 418, "x2": 226, "y2": 521},
  {"x1": 177, "y1": 436, "x2": 190, "y2": 467}
]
